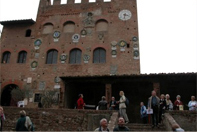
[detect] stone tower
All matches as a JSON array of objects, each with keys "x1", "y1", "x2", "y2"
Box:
[{"x1": 34, "y1": 0, "x2": 140, "y2": 76}]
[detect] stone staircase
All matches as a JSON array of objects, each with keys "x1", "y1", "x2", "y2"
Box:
[{"x1": 127, "y1": 123, "x2": 166, "y2": 131}]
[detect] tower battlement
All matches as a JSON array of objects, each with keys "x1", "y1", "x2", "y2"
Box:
[
  {"x1": 37, "y1": 0, "x2": 136, "y2": 19},
  {"x1": 40, "y1": 0, "x2": 130, "y2": 7},
  {"x1": 53, "y1": 0, "x2": 113, "y2": 5}
]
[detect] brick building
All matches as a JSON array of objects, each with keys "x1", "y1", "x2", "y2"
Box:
[
  {"x1": 0, "y1": 0, "x2": 140, "y2": 106},
  {"x1": 0, "y1": 0, "x2": 196, "y2": 123}
]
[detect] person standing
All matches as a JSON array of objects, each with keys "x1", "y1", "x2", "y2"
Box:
[
  {"x1": 165, "y1": 94, "x2": 173, "y2": 110},
  {"x1": 174, "y1": 95, "x2": 183, "y2": 110},
  {"x1": 77, "y1": 94, "x2": 85, "y2": 109},
  {"x1": 140, "y1": 102, "x2": 147, "y2": 124},
  {"x1": 16, "y1": 110, "x2": 33, "y2": 131},
  {"x1": 148, "y1": 90, "x2": 160, "y2": 128},
  {"x1": 98, "y1": 96, "x2": 108, "y2": 110},
  {"x1": 118, "y1": 91, "x2": 129, "y2": 123},
  {"x1": 113, "y1": 117, "x2": 130, "y2": 131},
  {"x1": 159, "y1": 94, "x2": 166, "y2": 124},
  {"x1": 109, "y1": 97, "x2": 118, "y2": 110},
  {"x1": 0, "y1": 106, "x2": 5, "y2": 131},
  {"x1": 94, "y1": 118, "x2": 109, "y2": 132},
  {"x1": 188, "y1": 96, "x2": 197, "y2": 111}
]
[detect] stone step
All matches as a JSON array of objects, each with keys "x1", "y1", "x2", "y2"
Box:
[{"x1": 127, "y1": 123, "x2": 166, "y2": 131}]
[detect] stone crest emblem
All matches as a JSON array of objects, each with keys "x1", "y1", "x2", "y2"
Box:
[{"x1": 72, "y1": 34, "x2": 80, "y2": 43}]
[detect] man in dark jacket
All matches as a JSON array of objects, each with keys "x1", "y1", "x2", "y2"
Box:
[
  {"x1": 109, "y1": 97, "x2": 118, "y2": 110},
  {"x1": 148, "y1": 90, "x2": 160, "y2": 128},
  {"x1": 113, "y1": 117, "x2": 130, "y2": 131},
  {"x1": 98, "y1": 96, "x2": 108, "y2": 110}
]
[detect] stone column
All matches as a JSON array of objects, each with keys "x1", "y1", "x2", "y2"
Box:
[
  {"x1": 59, "y1": 83, "x2": 65, "y2": 108},
  {"x1": 53, "y1": 0, "x2": 61, "y2": 5},
  {"x1": 105, "y1": 84, "x2": 112, "y2": 103},
  {"x1": 67, "y1": 0, "x2": 75, "y2": 4},
  {"x1": 153, "y1": 82, "x2": 160, "y2": 96}
]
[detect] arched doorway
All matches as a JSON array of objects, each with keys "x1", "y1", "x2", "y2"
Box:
[{"x1": 1, "y1": 84, "x2": 19, "y2": 106}]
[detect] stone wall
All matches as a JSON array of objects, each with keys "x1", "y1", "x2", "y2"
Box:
[
  {"x1": 2, "y1": 107, "x2": 113, "y2": 131},
  {"x1": 170, "y1": 111, "x2": 197, "y2": 131},
  {"x1": 163, "y1": 111, "x2": 197, "y2": 131}
]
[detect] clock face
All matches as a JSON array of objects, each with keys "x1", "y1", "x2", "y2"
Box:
[{"x1": 118, "y1": 10, "x2": 132, "y2": 21}]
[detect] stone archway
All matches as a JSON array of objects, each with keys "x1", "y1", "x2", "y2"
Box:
[{"x1": 1, "y1": 84, "x2": 19, "y2": 106}]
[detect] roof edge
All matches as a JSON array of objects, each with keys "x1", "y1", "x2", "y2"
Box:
[{"x1": 0, "y1": 19, "x2": 35, "y2": 25}]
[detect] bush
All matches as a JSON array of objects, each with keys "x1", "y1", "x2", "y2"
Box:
[
  {"x1": 11, "y1": 88, "x2": 25, "y2": 102},
  {"x1": 41, "y1": 90, "x2": 59, "y2": 108}
]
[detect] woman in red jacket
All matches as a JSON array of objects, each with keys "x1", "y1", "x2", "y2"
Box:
[
  {"x1": 174, "y1": 95, "x2": 183, "y2": 110},
  {"x1": 77, "y1": 94, "x2": 85, "y2": 109}
]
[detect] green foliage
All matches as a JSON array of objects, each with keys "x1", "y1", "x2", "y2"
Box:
[
  {"x1": 11, "y1": 88, "x2": 25, "y2": 102},
  {"x1": 41, "y1": 90, "x2": 59, "y2": 108}
]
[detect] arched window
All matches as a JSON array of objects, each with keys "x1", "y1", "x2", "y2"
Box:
[
  {"x1": 46, "y1": 49, "x2": 58, "y2": 64},
  {"x1": 25, "y1": 29, "x2": 31, "y2": 37},
  {"x1": 95, "y1": 19, "x2": 108, "y2": 32},
  {"x1": 17, "y1": 51, "x2": 27, "y2": 63},
  {"x1": 69, "y1": 48, "x2": 82, "y2": 64},
  {"x1": 93, "y1": 48, "x2": 106, "y2": 63},
  {"x1": 2, "y1": 51, "x2": 11, "y2": 63},
  {"x1": 63, "y1": 21, "x2": 75, "y2": 33},
  {"x1": 42, "y1": 23, "x2": 53, "y2": 34}
]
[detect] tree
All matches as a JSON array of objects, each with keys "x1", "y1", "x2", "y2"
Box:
[
  {"x1": 11, "y1": 88, "x2": 25, "y2": 102},
  {"x1": 41, "y1": 90, "x2": 59, "y2": 108},
  {"x1": 11, "y1": 85, "x2": 33, "y2": 103}
]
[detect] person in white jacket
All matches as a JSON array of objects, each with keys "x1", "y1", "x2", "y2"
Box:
[
  {"x1": 188, "y1": 96, "x2": 197, "y2": 111},
  {"x1": 117, "y1": 91, "x2": 129, "y2": 124}
]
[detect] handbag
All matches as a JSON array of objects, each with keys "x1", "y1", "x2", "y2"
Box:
[{"x1": 146, "y1": 109, "x2": 153, "y2": 114}]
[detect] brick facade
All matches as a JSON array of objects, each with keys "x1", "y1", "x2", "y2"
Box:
[{"x1": 0, "y1": 0, "x2": 140, "y2": 107}]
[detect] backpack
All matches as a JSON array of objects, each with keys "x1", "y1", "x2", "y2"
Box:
[{"x1": 125, "y1": 97, "x2": 129, "y2": 107}]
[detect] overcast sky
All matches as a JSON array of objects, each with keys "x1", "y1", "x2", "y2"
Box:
[{"x1": 0, "y1": 0, "x2": 196, "y2": 74}]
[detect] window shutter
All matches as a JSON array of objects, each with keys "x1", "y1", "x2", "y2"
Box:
[
  {"x1": 93, "y1": 49, "x2": 99, "y2": 63},
  {"x1": 93, "y1": 48, "x2": 106, "y2": 63},
  {"x1": 2, "y1": 52, "x2": 11, "y2": 63},
  {"x1": 18, "y1": 52, "x2": 23, "y2": 63},
  {"x1": 52, "y1": 50, "x2": 58, "y2": 64},
  {"x1": 23, "y1": 52, "x2": 27, "y2": 63},
  {"x1": 100, "y1": 49, "x2": 106, "y2": 63},
  {"x1": 76, "y1": 50, "x2": 81, "y2": 64},
  {"x1": 7, "y1": 52, "x2": 11, "y2": 63},
  {"x1": 69, "y1": 50, "x2": 76, "y2": 64},
  {"x1": 47, "y1": 51, "x2": 53, "y2": 64}
]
